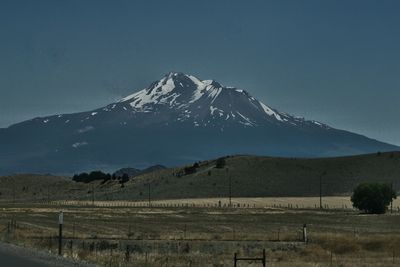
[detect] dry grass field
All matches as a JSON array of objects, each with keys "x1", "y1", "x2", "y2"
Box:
[
  {"x1": 1, "y1": 197, "x2": 400, "y2": 266},
  {"x1": 56, "y1": 196, "x2": 400, "y2": 210},
  {"x1": 0, "y1": 153, "x2": 399, "y2": 266}
]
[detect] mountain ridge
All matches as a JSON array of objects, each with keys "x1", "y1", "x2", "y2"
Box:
[{"x1": 8, "y1": 72, "x2": 328, "y2": 130}]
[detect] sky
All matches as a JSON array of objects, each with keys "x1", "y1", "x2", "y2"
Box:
[{"x1": 0, "y1": 0, "x2": 399, "y2": 145}]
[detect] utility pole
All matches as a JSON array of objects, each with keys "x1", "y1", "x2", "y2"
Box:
[
  {"x1": 319, "y1": 171, "x2": 326, "y2": 209},
  {"x1": 229, "y1": 175, "x2": 232, "y2": 208},
  {"x1": 58, "y1": 211, "x2": 63, "y2": 255},
  {"x1": 91, "y1": 184, "x2": 94, "y2": 206},
  {"x1": 148, "y1": 183, "x2": 151, "y2": 208},
  {"x1": 391, "y1": 182, "x2": 394, "y2": 214},
  {"x1": 319, "y1": 175, "x2": 322, "y2": 209}
]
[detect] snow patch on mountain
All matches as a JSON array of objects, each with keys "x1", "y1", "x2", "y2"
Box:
[
  {"x1": 210, "y1": 106, "x2": 224, "y2": 116},
  {"x1": 236, "y1": 112, "x2": 256, "y2": 127},
  {"x1": 259, "y1": 101, "x2": 283, "y2": 121},
  {"x1": 77, "y1": 126, "x2": 94, "y2": 133},
  {"x1": 72, "y1": 142, "x2": 88, "y2": 148},
  {"x1": 120, "y1": 75, "x2": 176, "y2": 109}
]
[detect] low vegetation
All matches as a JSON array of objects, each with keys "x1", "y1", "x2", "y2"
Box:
[
  {"x1": 0, "y1": 202, "x2": 399, "y2": 266},
  {"x1": 351, "y1": 182, "x2": 396, "y2": 214}
]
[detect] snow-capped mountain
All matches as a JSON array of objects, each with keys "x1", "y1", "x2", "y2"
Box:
[
  {"x1": 64, "y1": 71, "x2": 328, "y2": 130},
  {"x1": 115, "y1": 72, "x2": 323, "y2": 129},
  {"x1": 0, "y1": 72, "x2": 398, "y2": 175}
]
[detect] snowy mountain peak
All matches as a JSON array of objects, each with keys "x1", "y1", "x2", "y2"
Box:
[
  {"x1": 115, "y1": 72, "x2": 328, "y2": 129},
  {"x1": 119, "y1": 72, "x2": 223, "y2": 108}
]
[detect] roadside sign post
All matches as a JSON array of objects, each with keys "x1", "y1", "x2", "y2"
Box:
[
  {"x1": 58, "y1": 211, "x2": 63, "y2": 255},
  {"x1": 303, "y1": 224, "x2": 307, "y2": 243}
]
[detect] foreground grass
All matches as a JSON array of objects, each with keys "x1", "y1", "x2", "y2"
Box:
[{"x1": 0, "y1": 199, "x2": 399, "y2": 266}]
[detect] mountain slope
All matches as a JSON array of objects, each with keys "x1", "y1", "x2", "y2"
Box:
[
  {"x1": 0, "y1": 72, "x2": 398, "y2": 175},
  {"x1": 113, "y1": 165, "x2": 166, "y2": 178},
  {"x1": 94, "y1": 152, "x2": 400, "y2": 200}
]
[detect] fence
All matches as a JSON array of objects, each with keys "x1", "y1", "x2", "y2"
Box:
[{"x1": 1, "y1": 209, "x2": 399, "y2": 267}]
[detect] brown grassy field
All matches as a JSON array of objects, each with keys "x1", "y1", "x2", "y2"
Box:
[
  {"x1": 0, "y1": 152, "x2": 399, "y2": 265},
  {"x1": 1, "y1": 198, "x2": 400, "y2": 266},
  {"x1": 54, "y1": 196, "x2": 400, "y2": 210}
]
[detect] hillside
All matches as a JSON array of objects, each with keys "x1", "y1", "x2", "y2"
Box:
[
  {"x1": 91, "y1": 151, "x2": 400, "y2": 200},
  {"x1": 0, "y1": 174, "x2": 87, "y2": 202},
  {"x1": 1, "y1": 152, "x2": 399, "y2": 202}
]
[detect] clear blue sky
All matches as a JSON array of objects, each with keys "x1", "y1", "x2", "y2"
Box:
[{"x1": 1, "y1": 0, "x2": 399, "y2": 145}]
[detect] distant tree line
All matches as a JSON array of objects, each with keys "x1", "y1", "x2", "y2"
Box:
[
  {"x1": 184, "y1": 162, "x2": 199, "y2": 175},
  {"x1": 174, "y1": 157, "x2": 227, "y2": 177},
  {"x1": 72, "y1": 171, "x2": 111, "y2": 183},
  {"x1": 72, "y1": 171, "x2": 129, "y2": 185}
]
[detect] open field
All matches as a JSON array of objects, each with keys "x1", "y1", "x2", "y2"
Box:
[
  {"x1": 0, "y1": 153, "x2": 399, "y2": 265},
  {"x1": 1, "y1": 198, "x2": 400, "y2": 266},
  {"x1": 48, "y1": 196, "x2": 400, "y2": 211}
]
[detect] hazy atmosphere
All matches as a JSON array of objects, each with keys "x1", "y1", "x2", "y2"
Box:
[
  {"x1": 1, "y1": 2, "x2": 400, "y2": 267},
  {"x1": 1, "y1": 0, "x2": 399, "y2": 146}
]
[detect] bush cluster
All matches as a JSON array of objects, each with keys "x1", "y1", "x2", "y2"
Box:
[
  {"x1": 72, "y1": 171, "x2": 112, "y2": 183},
  {"x1": 351, "y1": 183, "x2": 396, "y2": 214}
]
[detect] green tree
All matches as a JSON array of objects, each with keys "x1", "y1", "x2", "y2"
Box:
[
  {"x1": 120, "y1": 173, "x2": 130, "y2": 184},
  {"x1": 215, "y1": 157, "x2": 226, "y2": 169},
  {"x1": 351, "y1": 183, "x2": 396, "y2": 214}
]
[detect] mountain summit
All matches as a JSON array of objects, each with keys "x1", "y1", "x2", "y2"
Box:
[
  {"x1": 0, "y1": 72, "x2": 398, "y2": 174},
  {"x1": 104, "y1": 72, "x2": 325, "y2": 129},
  {"x1": 117, "y1": 71, "x2": 290, "y2": 128}
]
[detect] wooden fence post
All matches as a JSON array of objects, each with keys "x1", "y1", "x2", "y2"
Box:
[
  {"x1": 263, "y1": 249, "x2": 266, "y2": 267},
  {"x1": 125, "y1": 245, "x2": 130, "y2": 262},
  {"x1": 392, "y1": 249, "x2": 395, "y2": 265}
]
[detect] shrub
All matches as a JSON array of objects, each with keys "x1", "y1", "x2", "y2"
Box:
[
  {"x1": 215, "y1": 157, "x2": 226, "y2": 169},
  {"x1": 351, "y1": 183, "x2": 396, "y2": 214},
  {"x1": 119, "y1": 173, "x2": 129, "y2": 184},
  {"x1": 184, "y1": 163, "x2": 199, "y2": 175}
]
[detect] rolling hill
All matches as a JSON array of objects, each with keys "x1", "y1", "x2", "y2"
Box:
[{"x1": 1, "y1": 154, "x2": 399, "y2": 202}]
